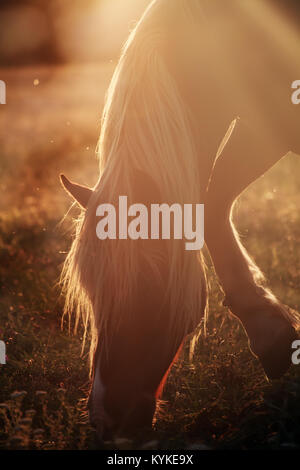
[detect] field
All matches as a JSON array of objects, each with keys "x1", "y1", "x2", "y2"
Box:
[{"x1": 1, "y1": 64, "x2": 300, "y2": 450}]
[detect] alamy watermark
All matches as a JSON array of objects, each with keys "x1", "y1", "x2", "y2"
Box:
[
  {"x1": 291, "y1": 80, "x2": 300, "y2": 105},
  {"x1": 0, "y1": 80, "x2": 6, "y2": 105},
  {"x1": 0, "y1": 340, "x2": 6, "y2": 365},
  {"x1": 96, "y1": 196, "x2": 204, "y2": 251},
  {"x1": 292, "y1": 340, "x2": 300, "y2": 365}
]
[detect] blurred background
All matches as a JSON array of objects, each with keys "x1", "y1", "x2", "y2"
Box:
[
  {"x1": 0, "y1": 0, "x2": 299, "y2": 66},
  {"x1": 0, "y1": 0, "x2": 152, "y2": 65},
  {"x1": 0, "y1": 0, "x2": 152, "y2": 213}
]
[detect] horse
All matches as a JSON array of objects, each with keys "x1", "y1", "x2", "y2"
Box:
[{"x1": 60, "y1": 0, "x2": 300, "y2": 439}]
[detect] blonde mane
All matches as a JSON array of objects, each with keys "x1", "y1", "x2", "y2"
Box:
[{"x1": 61, "y1": 0, "x2": 208, "y2": 371}]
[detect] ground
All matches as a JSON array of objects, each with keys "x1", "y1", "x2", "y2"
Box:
[{"x1": 0, "y1": 64, "x2": 300, "y2": 450}]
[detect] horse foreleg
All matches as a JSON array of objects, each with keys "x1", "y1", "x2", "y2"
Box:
[{"x1": 204, "y1": 122, "x2": 299, "y2": 379}]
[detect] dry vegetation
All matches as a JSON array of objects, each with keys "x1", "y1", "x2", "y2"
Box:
[{"x1": 1, "y1": 64, "x2": 300, "y2": 450}]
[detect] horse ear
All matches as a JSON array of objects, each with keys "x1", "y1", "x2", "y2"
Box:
[{"x1": 60, "y1": 174, "x2": 93, "y2": 209}]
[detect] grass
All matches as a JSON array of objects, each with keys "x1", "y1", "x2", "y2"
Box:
[{"x1": 1, "y1": 64, "x2": 300, "y2": 450}]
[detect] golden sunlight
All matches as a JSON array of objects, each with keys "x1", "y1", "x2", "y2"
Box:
[{"x1": 54, "y1": 0, "x2": 152, "y2": 62}]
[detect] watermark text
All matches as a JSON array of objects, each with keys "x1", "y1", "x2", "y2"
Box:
[
  {"x1": 0, "y1": 80, "x2": 6, "y2": 104},
  {"x1": 292, "y1": 339, "x2": 300, "y2": 365},
  {"x1": 96, "y1": 196, "x2": 204, "y2": 251},
  {"x1": 0, "y1": 340, "x2": 6, "y2": 364},
  {"x1": 291, "y1": 80, "x2": 300, "y2": 105}
]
